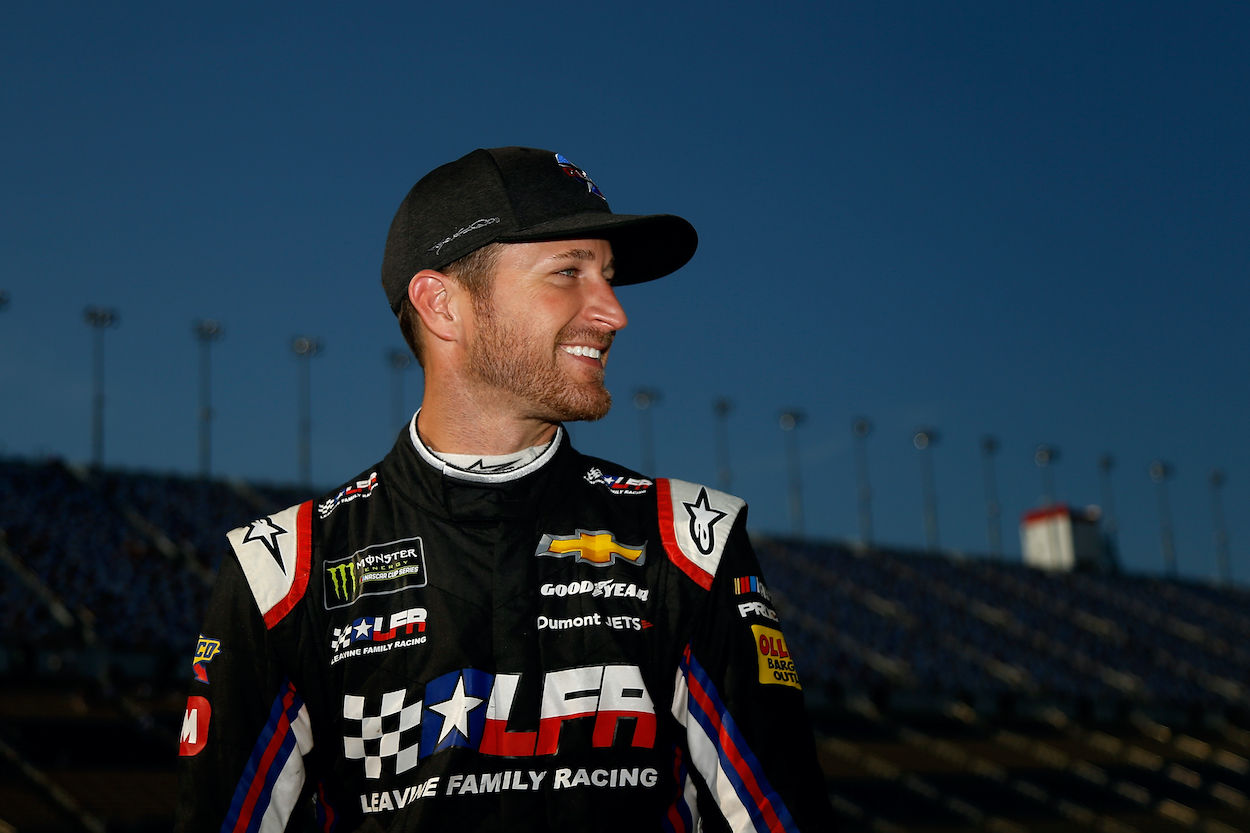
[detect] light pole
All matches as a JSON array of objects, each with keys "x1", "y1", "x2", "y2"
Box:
[
  {"x1": 292, "y1": 337, "x2": 322, "y2": 488},
  {"x1": 1098, "y1": 454, "x2": 1119, "y2": 557},
  {"x1": 0, "y1": 292, "x2": 7, "y2": 454},
  {"x1": 84, "y1": 306, "x2": 119, "y2": 468},
  {"x1": 388, "y1": 349, "x2": 412, "y2": 434},
  {"x1": 634, "y1": 389, "x2": 661, "y2": 475},
  {"x1": 713, "y1": 398, "x2": 733, "y2": 493},
  {"x1": 1035, "y1": 444, "x2": 1060, "y2": 505},
  {"x1": 852, "y1": 417, "x2": 873, "y2": 547},
  {"x1": 981, "y1": 435, "x2": 1003, "y2": 558},
  {"x1": 780, "y1": 410, "x2": 806, "y2": 538},
  {"x1": 193, "y1": 319, "x2": 224, "y2": 478},
  {"x1": 914, "y1": 428, "x2": 940, "y2": 552},
  {"x1": 1209, "y1": 468, "x2": 1231, "y2": 586},
  {"x1": 1150, "y1": 461, "x2": 1177, "y2": 578}
]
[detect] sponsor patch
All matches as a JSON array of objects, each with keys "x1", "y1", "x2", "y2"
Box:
[
  {"x1": 536, "y1": 530, "x2": 645, "y2": 567},
  {"x1": 732, "y1": 575, "x2": 773, "y2": 602},
  {"x1": 737, "y1": 601, "x2": 779, "y2": 622},
  {"x1": 324, "y1": 537, "x2": 427, "y2": 610},
  {"x1": 331, "y1": 608, "x2": 428, "y2": 665},
  {"x1": 359, "y1": 767, "x2": 658, "y2": 813},
  {"x1": 537, "y1": 614, "x2": 652, "y2": 632},
  {"x1": 318, "y1": 472, "x2": 380, "y2": 519},
  {"x1": 555, "y1": 153, "x2": 605, "y2": 200},
  {"x1": 343, "y1": 664, "x2": 654, "y2": 778},
  {"x1": 179, "y1": 696, "x2": 211, "y2": 756},
  {"x1": 192, "y1": 635, "x2": 221, "y2": 684},
  {"x1": 539, "y1": 579, "x2": 649, "y2": 602},
  {"x1": 584, "y1": 466, "x2": 652, "y2": 495},
  {"x1": 751, "y1": 625, "x2": 801, "y2": 689}
]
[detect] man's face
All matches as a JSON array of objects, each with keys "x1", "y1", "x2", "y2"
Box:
[{"x1": 465, "y1": 239, "x2": 627, "y2": 423}]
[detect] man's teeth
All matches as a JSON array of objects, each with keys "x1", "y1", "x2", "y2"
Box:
[{"x1": 562, "y1": 345, "x2": 602, "y2": 360}]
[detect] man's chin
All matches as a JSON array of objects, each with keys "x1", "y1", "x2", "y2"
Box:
[{"x1": 542, "y1": 388, "x2": 612, "y2": 423}]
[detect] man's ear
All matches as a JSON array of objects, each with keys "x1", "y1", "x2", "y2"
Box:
[{"x1": 408, "y1": 270, "x2": 465, "y2": 343}]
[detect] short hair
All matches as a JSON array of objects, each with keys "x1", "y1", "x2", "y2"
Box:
[{"x1": 398, "y1": 243, "x2": 505, "y2": 368}]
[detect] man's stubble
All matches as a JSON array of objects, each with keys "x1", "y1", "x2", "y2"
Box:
[{"x1": 466, "y1": 300, "x2": 615, "y2": 423}]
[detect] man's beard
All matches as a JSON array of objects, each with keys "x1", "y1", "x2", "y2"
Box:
[{"x1": 466, "y1": 304, "x2": 614, "y2": 423}]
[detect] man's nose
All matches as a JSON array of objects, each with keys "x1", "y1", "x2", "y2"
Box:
[{"x1": 587, "y1": 279, "x2": 627, "y2": 333}]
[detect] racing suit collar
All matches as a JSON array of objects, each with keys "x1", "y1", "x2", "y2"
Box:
[
  {"x1": 408, "y1": 411, "x2": 563, "y2": 484},
  {"x1": 389, "y1": 412, "x2": 573, "y2": 523}
]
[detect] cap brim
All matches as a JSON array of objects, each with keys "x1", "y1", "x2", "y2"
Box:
[{"x1": 495, "y1": 212, "x2": 697, "y2": 286}]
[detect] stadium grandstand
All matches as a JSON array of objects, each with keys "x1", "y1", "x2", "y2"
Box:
[{"x1": 1, "y1": 457, "x2": 1248, "y2": 832}]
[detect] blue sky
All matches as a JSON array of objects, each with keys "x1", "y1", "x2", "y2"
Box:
[{"x1": 1, "y1": 2, "x2": 1246, "y2": 582}]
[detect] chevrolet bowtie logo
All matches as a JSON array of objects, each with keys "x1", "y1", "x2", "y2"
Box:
[{"x1": 536, "y1": 530, "x2": 646, "y2": 567}]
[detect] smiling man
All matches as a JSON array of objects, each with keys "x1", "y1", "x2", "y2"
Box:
[{"x1": 176, "y1": 148, "x2": 833, "y2": 832}]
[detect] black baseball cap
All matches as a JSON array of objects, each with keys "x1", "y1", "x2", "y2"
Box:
[{"x1": 381, "y1": 147, "x2": 698, "y2": 313}]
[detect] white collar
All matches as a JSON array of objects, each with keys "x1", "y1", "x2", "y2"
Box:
[{"x1": 408, "y1": 411, "x2": 563, "y2": 483}]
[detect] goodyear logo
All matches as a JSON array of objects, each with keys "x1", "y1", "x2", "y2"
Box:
[
  {"x1": 324, "y1": 537, "x2": 428, "y2": 610},
  {"x1": 192, "y1": 635, "x2": 220, "y2": 684},
  {"x1": 751, "y1": 624, "x2": 801, "y2": 689},
  {"x1": 536, "y1": 530, "x2": 645, "y2": 568}
]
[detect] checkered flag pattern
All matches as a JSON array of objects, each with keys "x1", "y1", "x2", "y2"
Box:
[
  {"x1": 343, "y1": 689, "x2": 422, "y2": 778},
  {"x1": 330, "y1": 627, "x2": 351, "y2": 652}
]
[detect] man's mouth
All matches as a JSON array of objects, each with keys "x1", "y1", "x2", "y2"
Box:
[{"x1": 561, "y1": 344, "x2": 604, "y2": 362}]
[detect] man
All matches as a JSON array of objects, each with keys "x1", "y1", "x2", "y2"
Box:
[{"x1": 177, "y1": 147, "x2": 833, "y2": 832}]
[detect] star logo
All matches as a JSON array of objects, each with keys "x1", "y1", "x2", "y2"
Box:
[
  {"x1": 537, "y1": 530, "x2": 646, "y2": 567},
  {"x1": 428, "y1": 674, "x2": 485, "y2": 744},
  {"x1": 683, "y1": 488, "x2": 727, "y2": 556},
  {"x1": 352, "y1": 618, "x2": 374, "y2": 640},
  {"x1": 242, "y1": 517, "x2": 288, "y2": 572}
]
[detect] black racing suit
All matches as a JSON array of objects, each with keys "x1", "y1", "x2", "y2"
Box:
[{"x1": 176, "y1": 421, "x2": 833, "y2": 832}]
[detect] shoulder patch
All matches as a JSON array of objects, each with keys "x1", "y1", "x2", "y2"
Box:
[
  {"x1": 656, "y1": 479, "x2": 745, "y2": 591},
  {"x1": 226, "y1": 502, "x2": 313, "y2": 629}
]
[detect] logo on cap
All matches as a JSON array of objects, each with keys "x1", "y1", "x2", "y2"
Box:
[{"x1": 555, "y1": 153, "x2": 605, "y2": 201}]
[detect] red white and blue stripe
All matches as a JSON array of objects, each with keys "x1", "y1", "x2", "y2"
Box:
[
  {"x1": 662, "y1": 744, "x2": 699, "y2": 832},
  {"x1": 672, "y1": 646, "x2": 798, "y2": 833},
  {"x1": 314, "y1": 781, "x2": 337, "y2": 832},
  {"x1": 222, "y1": 678, "x2": 315, "y2": 833}
]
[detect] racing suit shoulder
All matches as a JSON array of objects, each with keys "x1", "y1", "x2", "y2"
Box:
[
  {"x1": 654, "y1": 478, "x2": 747, "y2": 591},
  {"x1": 224, "y1": 500, "x2": 314, "y2": 630}
]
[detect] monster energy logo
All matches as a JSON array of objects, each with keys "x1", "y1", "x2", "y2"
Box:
[
  {"x1": 323, "y1": 537, "x2": 427, "y2": 610},
  {"x1": 326, "y1": 561, "x2": 356, "y2": 601}
]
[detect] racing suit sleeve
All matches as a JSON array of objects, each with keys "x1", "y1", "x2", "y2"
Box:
[
  {"x1": 661, "y1": 482, "x2": 833, "y2": 833},
  {"x1": 175, "y1": 503, "x2": 317, "y2": 833}
]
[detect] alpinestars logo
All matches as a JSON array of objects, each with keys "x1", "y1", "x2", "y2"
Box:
[
  {"x1": 242, "y1": 518, "x2": 288, "y2": 571},
  {"x1": 343, "y1": 664, "x2": 655, "y2": 778},
  {"x1": 683, "y1": 488, "x2": 727, "y2": 555}
]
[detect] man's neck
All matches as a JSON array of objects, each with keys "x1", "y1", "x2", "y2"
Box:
[{"x1": 416, "y1": 399, "x2": 560, "y2": 456}]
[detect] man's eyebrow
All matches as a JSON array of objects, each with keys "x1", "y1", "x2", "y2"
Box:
[{"x1": 550, "y1": 248, "x2": 599, "y2": 262}]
